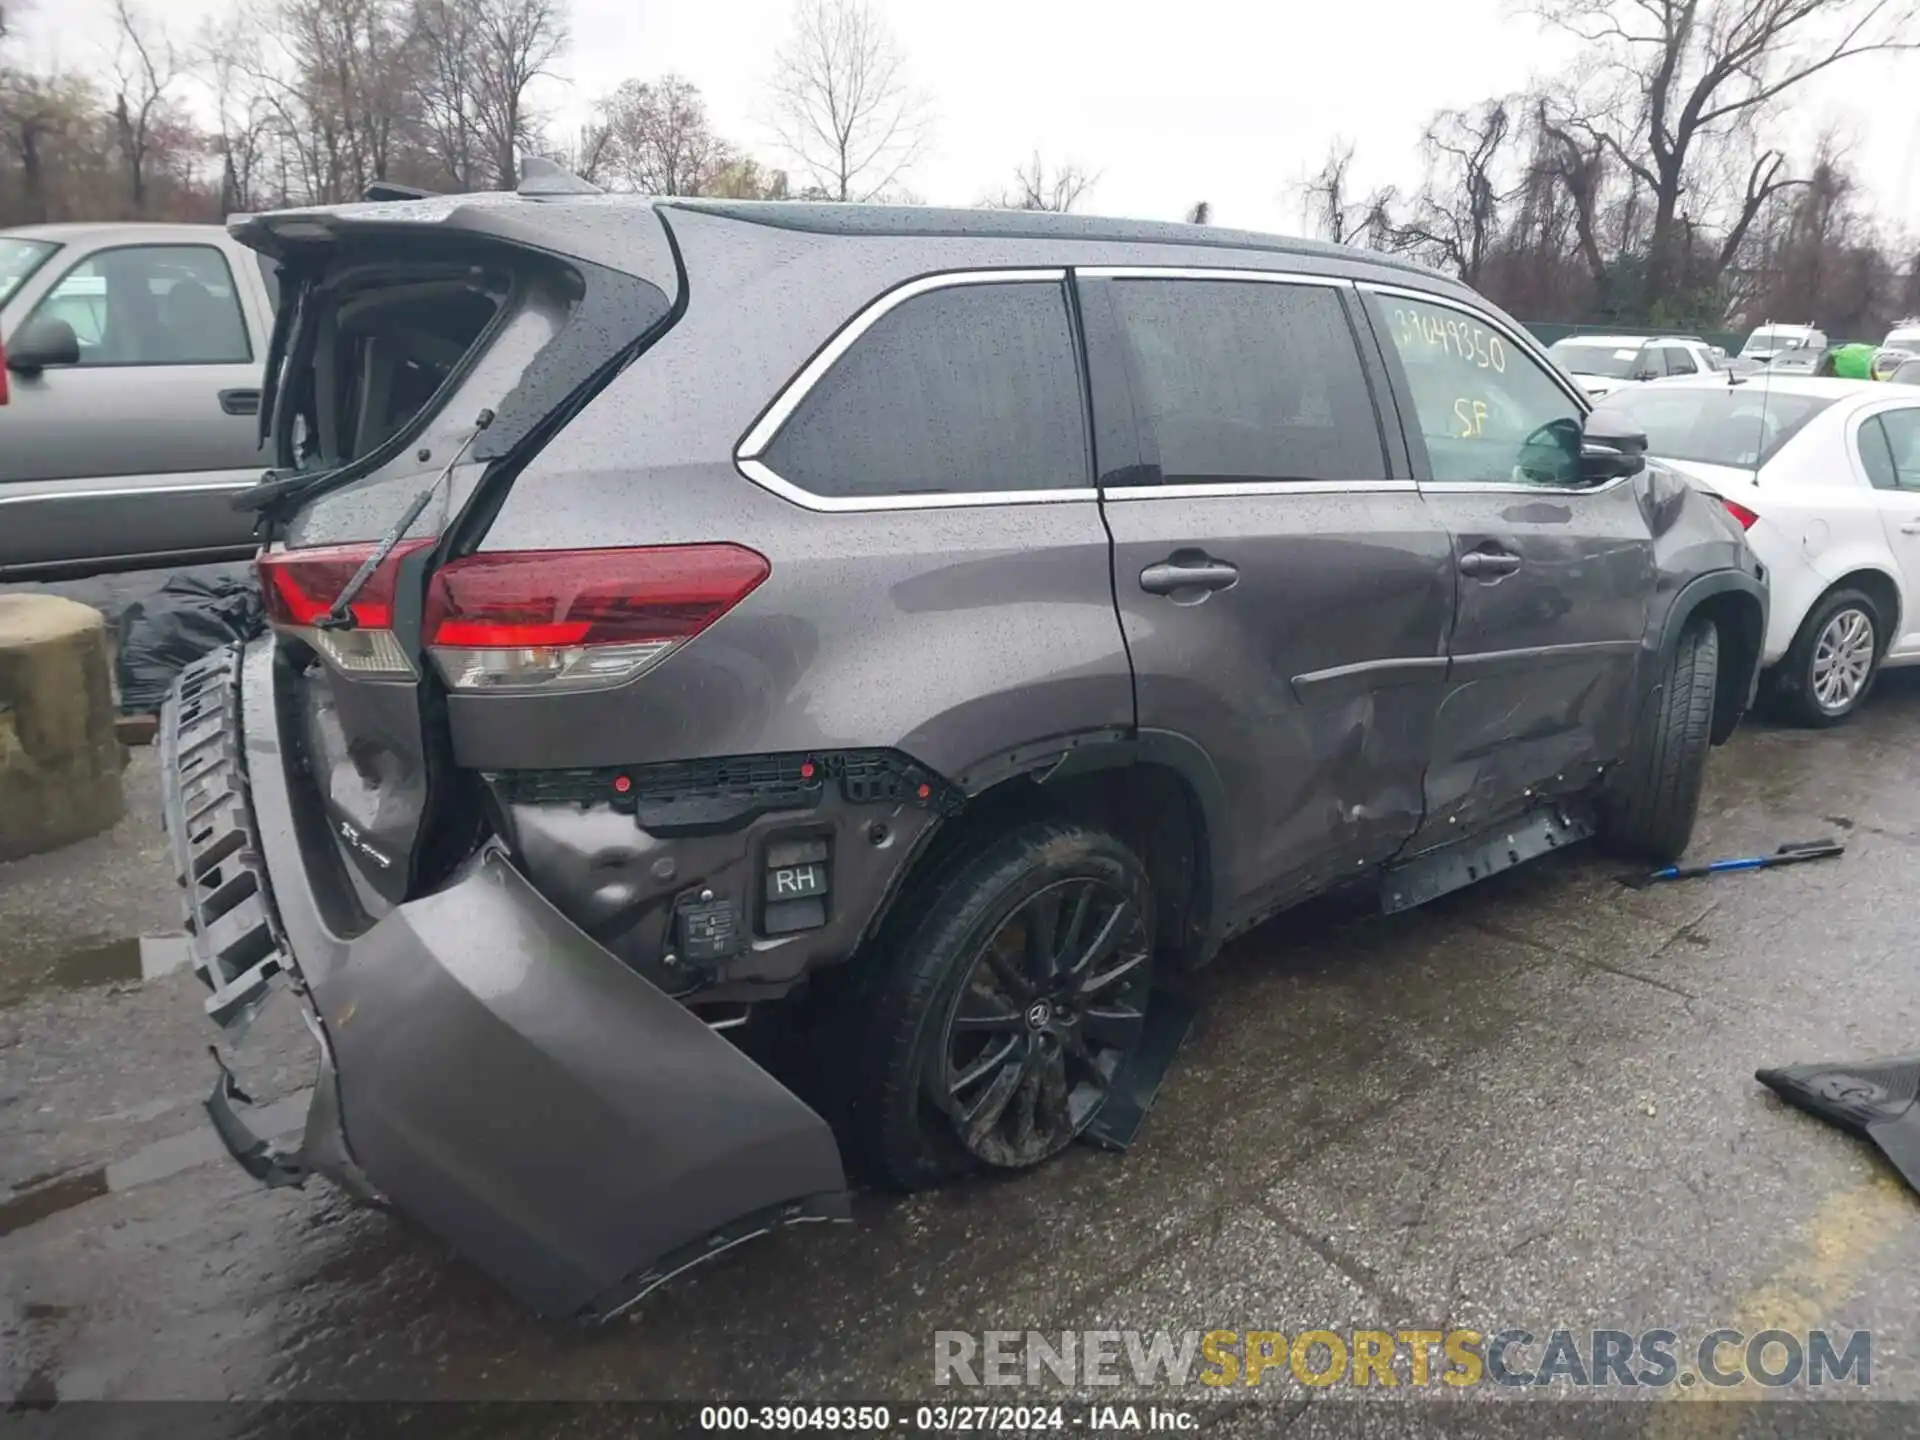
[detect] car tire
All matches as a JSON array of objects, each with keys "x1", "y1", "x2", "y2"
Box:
[
  {"x1": 1768, "y1": 588, "x2": 1883, "y2": 727},
  {"x1": 840, "y1": 819, "x2": 1156, "y2": 1192},
  {"x1": 1598, "y1": 616, "x2": 1719, "y2": 864}
]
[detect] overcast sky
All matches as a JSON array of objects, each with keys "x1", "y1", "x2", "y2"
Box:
[{"x1": 24, "y1": 0, "x2": 1920, "y2": 234}]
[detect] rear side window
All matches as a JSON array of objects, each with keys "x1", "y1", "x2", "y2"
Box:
[
  {"x1": 1107, "y1": 278, "x2": 1385, "y2": 483},
  {"x1": 1861, "y1": 411, "x2": 1920, "y2": 490},
  {"x1": 761, "y1": 280, "x2": 1088, "y2": 499}
]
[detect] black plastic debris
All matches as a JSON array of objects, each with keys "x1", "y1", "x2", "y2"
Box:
[
  {"x1": 1757, "y1": 1057, "x2": 1920, "y2": 1197},
  {"x1": 1618, "y1": 837, "x2": 1843, "y2": 889},
  {"x1": 114, "y1": 572, "x2": 265, "y2": 714},
  {"x1": 1083, "y1": 979, "x2": 1201, "y2": 1152}
]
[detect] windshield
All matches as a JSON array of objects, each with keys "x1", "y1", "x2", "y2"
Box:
[
  {"x1": 1548, "y1": 341, "x2": 1643, "y2": 378},
  {"x1": 0, "y1": 237, "x2": 57, "y2": 309},
  {"x1": 1591, "y1": 385, "x2": 1837, "y2": 469},
  {"x1": 1743, "y1": 327, "x2": 1811, "y2": 355}
]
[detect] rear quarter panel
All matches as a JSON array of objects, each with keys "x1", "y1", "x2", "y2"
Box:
[{"x1": 455, "y1": 211, "x2": 1139, "y2": 781}]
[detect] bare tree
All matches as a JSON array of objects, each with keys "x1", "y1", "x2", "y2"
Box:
[
  {"x1": 412, "y1": 0, "x2": 483, "y2": 189},
  {"x1": 986, "y1": 152, "x2": 1094, "y2": 212},
  {"x1": 768, "y1": 0, "x2": 929, "y2": 202},
  {"x1": 108, "y1": 0, "x2": 179, "y2": 212},
  {"x1": 599, "y1": 75, "x2": 733, "y2": 194},
  {"x1": 1536, "y1": 0, "x2": 1917, "y2": 311},
  {"x1": 1389, "y1": 100, "x2": 1515, "y2": 284},
  {"x1": 467, "y1": 0, "x2": 567, "y2": 188},
  {"x1": 1297, "y1": 138, "x2": 1395, "y2": 246}
]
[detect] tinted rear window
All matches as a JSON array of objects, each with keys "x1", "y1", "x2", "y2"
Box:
[
  {"x1": 763, "y1": 280, "x2": 1088, "y2": 499},
  {"x1": 1548, "y1": 342, "x2": 1642, "y2": 379},
  {"x1": 1107, "y1": 278, "x2": 1385, "y2": 483},
  {"x1": 1592, "y1": 385, "x2": 1837, "y2": 468}
]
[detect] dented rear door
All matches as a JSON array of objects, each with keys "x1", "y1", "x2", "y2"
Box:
[{"x1": 1080, "y1": 269, "x2": 1454, "y2": 923}]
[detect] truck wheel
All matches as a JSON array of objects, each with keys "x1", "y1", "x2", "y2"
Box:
[
  {"x1": 1599, "y1": 616, "x2": 1719, "y2": 864},
  {"x1": 844, "y1": 820, "x2": 1155, "y2": 1191},
  {"x1": 1769, "y1": 588, "x2": 1883, "y2": 727}
]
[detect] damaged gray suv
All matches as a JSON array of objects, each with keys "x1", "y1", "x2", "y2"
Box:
[{"x1": 160, "y1": 175, "x2": 1767, "y2": 1320}]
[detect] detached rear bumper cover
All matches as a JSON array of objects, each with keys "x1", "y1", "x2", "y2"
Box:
[{"x1": 159, "y1": 639, "x2": 850, "y2": 1319}]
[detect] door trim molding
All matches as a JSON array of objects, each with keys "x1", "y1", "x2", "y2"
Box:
[
  {"x1": 1448, "y1": 639, "x2": 1641, "y2": 680},
  {"x1": 1291, "y1": 654, "x2": 1449, "y2": 704}
]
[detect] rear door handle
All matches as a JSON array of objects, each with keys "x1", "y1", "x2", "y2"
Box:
[
  {"x1": 1901, "y1": 519, "x2": 1920, "y2": 534},
  {"x1": 1140, "y1": 556, "x2": 1240, "y2": 599},
  {"x1": 1458, "y1": 550, "x2": 1522, "y2": 578},
  {"x1": 219, "y1": 388, "x2": 261, "y2": 417}
]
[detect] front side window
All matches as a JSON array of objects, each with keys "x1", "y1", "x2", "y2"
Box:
[
  {"x1": 0, "y1": 237, "x2": 57, "y2": 309},
  {"x1": 1106, "y1": 278, "x2": 1385, "y2": 484},
  {"x1": 1862, "y1": 411, "x2": 1920, "y2": 491},
  {"x1": 23, "y1": 244, "x2": 251, "y2": 366},
  {"x1": 1372, "y1": 293, "x2": 1584, "y2": 486},
  {"x1": 1663, "y1": 346, "x2": 1698, "y2": 376},
  {"x1": 761, "y1": 280, "x2": 1088, "y2": 500}
]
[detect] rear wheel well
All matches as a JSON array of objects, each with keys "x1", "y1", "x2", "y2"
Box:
[
  {"x1": 1687, "y1": 589, "x2": 1764, "y2": 743},
  {"x1": 1820, "y1": 571, "x2": 1901, "y2": 652},
  {"x1": 864, "y1": 759, "x2": 1212, "y2": 974}
]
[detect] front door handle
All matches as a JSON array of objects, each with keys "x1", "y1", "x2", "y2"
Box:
[
  {"x1": 1458, "y1": 550, "x2": 1523, "y2": 578},
  {"x1": 219, "y1": 388, "x2": 261, "y2": 417},
  {"x1": 1140, "y1": 555, "x2": 1240, "y2": 600},
  {"x1": 1901, "y1": 519, "x2": 1920, "y2": 535}
]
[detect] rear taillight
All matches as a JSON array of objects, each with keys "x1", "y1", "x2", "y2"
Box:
[
  {"x1": 422, "y1": 544, "x2": 771, "y2": 692},
  {"x1": 256, "y1": 537, "x2": 437, "y2": 679},
  {"x1": 1719, "y1": 498, "x2": 1760, "y2": 531}
]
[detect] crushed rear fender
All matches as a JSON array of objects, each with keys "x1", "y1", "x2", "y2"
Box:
[{"x1": 160, "y1": 639, "x2": 850, "y2": 1319}]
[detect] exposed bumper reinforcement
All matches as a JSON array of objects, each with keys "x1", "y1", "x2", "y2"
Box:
[{"x1": 160, "y1": 639, "x2": 852, "y2": 1319}]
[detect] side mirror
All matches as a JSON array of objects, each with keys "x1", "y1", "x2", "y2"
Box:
[
  {"x1": 1632, "y1": 367, "x2": 1661, "y2": 382},
  {"x1": 5, "y1": 317, "x2": 81, "y2": 373},
  {"x1": 1580, "y1": 407, "x2": 1648, "y2": 483}
]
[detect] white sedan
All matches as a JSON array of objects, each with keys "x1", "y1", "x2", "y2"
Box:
[{"x1": 1591, "y1": 374, "x2": 1920, "y2": 724}]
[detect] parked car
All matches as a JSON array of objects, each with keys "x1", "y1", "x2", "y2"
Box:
[
  {"x1": 1740, "y1": 322, "x2": 1827, "y2": 366},
  {"x1": 1592, "y1": 374, "x2": 1920, "y2": 724},
  {"x1": 1545, "y1": 333, "x2": 1722, "y2": 398},
  {"x1": 0, "y1": 222, "x2": 278, "y2": 580},
  {"x1": 159, "y1": 184, "x2": 1766, "y2": 1321},
  {"x1": 1873, "y1": 320, "x2": 1920, "y2": 381},
  {"x1": 1889, "y1": 357, "x2": 1920, "y2": 386}
]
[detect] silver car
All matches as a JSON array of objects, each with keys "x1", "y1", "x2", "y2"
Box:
[{"x1": 0, "y1": 222, "x2": 278, "y2": 580}]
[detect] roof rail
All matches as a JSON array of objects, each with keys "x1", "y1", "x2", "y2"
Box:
[
  {"x1": 517, "y1": 155, "x2": 602, "y2": 198},
  {"x1": 364, "y1": 180, "x2": 438, "y2": 203}
]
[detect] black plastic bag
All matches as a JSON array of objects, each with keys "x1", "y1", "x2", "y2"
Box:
[{"x1": 114, "y1": 572, "x2": 266, "y2": 714}]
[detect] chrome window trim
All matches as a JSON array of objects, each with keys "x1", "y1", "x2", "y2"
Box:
[
  {"x1": 735, "y1": 458, "x2": 1094, "y2": 513},
  {"x1": 0, "y1": 477, "x2": 255, "y2": 506},
  {"x1": 1101, "y1": 478, "x2": 1417, "y2": 500},
  {"x1": 1077, "y1": 266, "x2": 1356, "y2": 288},
  {"x1": 734, "y1": 268, "x2": 1093, "y2": 513},
  {"x1": 1415, "y1": 476, "x2": 1635, "y2": 496}
]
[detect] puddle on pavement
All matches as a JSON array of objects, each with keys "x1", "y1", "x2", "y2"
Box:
[
  {"x1": 44, "y1": 937, "x2": 143, "y2": 989},
  {"x1": 1, "y1": 934, "x2": 193, "y2": 1005},
  {"x1": 0, "y1": 1088, "x2": 311, "y2": 1239}
]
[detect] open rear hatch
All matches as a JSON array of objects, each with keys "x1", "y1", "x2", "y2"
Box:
[{"x1": 196, "y1": 195, "x2": 850, "y2": 1316}]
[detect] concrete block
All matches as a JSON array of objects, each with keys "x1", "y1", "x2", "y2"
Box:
[{"x1": 0, "y1": 594, "x2": 126, "y2": 862}]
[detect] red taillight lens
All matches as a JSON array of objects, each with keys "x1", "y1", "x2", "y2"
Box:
[
  {"x1": 256, "y1": 537, "x2": 438, "y2": 678},
  {"x1": 423, "y1": 544, "x2": 771, "y2": 692},
  {"x1": 1719, "y1": 498, "x2": 1760, "y2": 531}
]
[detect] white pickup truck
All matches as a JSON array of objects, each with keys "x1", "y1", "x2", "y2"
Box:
[
  {"x1": 1544, "y1": 333, "x2": 1725, "y2": 400},
  {"x1": 0, "y1": 221, "x2": 279, "y2": 580}
]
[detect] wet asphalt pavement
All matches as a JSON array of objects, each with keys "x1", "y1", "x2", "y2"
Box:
[{"x1": 4, "y1": 670, "x2": 1920, "y2": 1428}]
